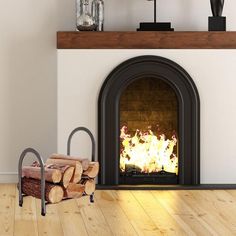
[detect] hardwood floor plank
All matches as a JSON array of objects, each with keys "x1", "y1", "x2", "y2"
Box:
[
  {"x1": 76, "y1": 195, "x2": 112, "y2": 236},
  {"x1": 56, "y1": 199, "x2": 88, "y2": 236},
  {"x1": 111, "y1": 190, "x2": 161, "y2": 235},
  {"x1": 35, "y1": 199, "x2": 64, "y2": 236},
  {"x1": 95, "y1": 190, "x2": 138, "y2": 236},
  {"x1": 171, "y1": 190, "x2": 233, "y2": 235},
  {"x1": 14, "y1": 186, "x2": 38, "y2": 236},
  {"x1": 227, "y1": 190, "x2": 236, "y2": 199},
  {"x1": 189, "y1": 190, "x2": 236, "y2": 235},
  {"x1": 132, "y1": 190, "x2": 188, "y2": 235},
  {"x1": 153, "y1": 191, "x2": 217, "y2": 236},
  {"x1": 0, "y1": 184, "x2": 15, "y2": 236},
  {"x1": 1, "y1": 184, "x2": 235, "y2": 236},
  {"x1": 197, "y1": 190, "x2": 236, "y2": 234}
]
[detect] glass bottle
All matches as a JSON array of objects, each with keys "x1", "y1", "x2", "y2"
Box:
[
  {"x1": 77, "y1": 0, "x2": 96, "y2": 31},
  {"x1": 76, "y1": 0, "x2": 81, "y2": 29},
  {"x1": 91, "y1": 0, "x2": 104, "y2": 31}
]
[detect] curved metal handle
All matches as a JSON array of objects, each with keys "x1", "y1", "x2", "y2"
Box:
[
  {"x1": 67, "y1": 127, "x2": 95, "y2": 162},
  {"x1": 18, "y1": 148, "x2": 46, "y2": 216}
]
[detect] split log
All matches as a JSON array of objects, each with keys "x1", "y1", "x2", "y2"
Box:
[
  {"x1": 22, "y1": 166, "x2": 62, "y2": 183},
  {"x1": 21, "y1": 177, "x2": 63, "y2": 204},
  {"x1": 82, "y1": 162, "x2": 99, "y2": 178},
  {"x1": 46, "y1": 158, "x2": 82, "y2": 183},
  {"x1": 80, "y1": 178, "x2": 96, "y2": 195},
  {"x1": 50, "y1": 153, "x2": 89, "y2": 171},
  {"x1": 46, "y1": 164, "x2": 74, "y2": 188},
  {"x1": 64, "y1": 183, "x2": 85, "y2": 199},
  {"x1": 22, "y1": 164, "x2": 74, "y2": 188}
]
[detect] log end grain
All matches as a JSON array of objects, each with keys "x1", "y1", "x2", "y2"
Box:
[
  {"x1": 62, "y1": 166, "x2": 75, "y2": 188},
  {"x1": 83, "y1": 162, "x2": 99, "y2": 178},
  {"x1": 83, "y1": 179, "x2": 96, "y2": 195},
  {"x1": 48, "y1": 186, "x2": 64, "y2": 204}
]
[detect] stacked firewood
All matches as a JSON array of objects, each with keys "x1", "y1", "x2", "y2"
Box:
[{"x1": 21, "y1": 154, "x2": 99, "y2": 204}]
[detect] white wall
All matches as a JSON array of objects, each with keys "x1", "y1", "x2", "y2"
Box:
[
  {"x1": 105, "y1": 0, "x2": 236, "y2": 31},
  {"x1": 0, "y1": 0, "x2": 236, "y2": 182},
  {"x1": 0, "y1": 0, "x2": 74, "y2": 182},
  {"x1": 58, "y1": 50, "x2": 236, "y2": 184}
]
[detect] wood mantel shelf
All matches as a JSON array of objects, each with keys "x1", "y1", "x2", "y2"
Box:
[{"x1": 57, "y1": 31, "x2": 236, "y2": 49}]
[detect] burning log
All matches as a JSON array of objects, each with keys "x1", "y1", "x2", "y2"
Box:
[
  {"x1": 64, "y1": 183, "x2": 85, "y2": 199},
  {"x1": 46, "y1": 158, "x2": 82, "y2": 183},
  {"x1": 49, "y1": 153, "x2": 89, "y2": 171},
  {"x1": 124, "y1": 164, "x2": 142, "y2": 174},
  {"x1": 82, "y1": 162, "x2": 99, "y2": 178},
  {"x1": 120, "y1": 126, "x2": 178, "y2": 174},
  {"x1": 21, "y1": 177, "x2": 64, "y2": 204}
]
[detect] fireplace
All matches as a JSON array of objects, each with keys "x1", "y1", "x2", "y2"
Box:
[{"x1": 98, "y1": 55, "x2": 200, "y2": 186}]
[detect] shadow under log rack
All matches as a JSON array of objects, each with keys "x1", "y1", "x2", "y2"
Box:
[{"x1": 57, "y1": 31, "x2": 236, "y2": 49}]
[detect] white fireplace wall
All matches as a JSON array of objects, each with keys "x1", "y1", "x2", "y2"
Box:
[{"x1": 58, "y1": 49, "x2": 236, "y2": 184}]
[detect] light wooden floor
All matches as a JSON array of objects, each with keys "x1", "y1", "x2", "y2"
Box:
[{"x1": 1, "y1": 185, "x2": 236, "y2": 235}]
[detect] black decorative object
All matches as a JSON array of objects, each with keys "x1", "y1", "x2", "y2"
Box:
[
  {"x1": 137, "y1": 0, "x2": 174, "y2": 31},
  {"x1": 98, "y1": 56, "x2": 200, "y2": 188},
  {"x1": 210, "y1": 0, "x2": 224, "y2": 16},
  {"x1": 209, "y1": 0, "x2": 226, "y2": 31}
]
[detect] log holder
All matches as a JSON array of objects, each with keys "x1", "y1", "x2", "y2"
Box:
[{"x1": 18, "y1": 126, "x2": 96, "y2": 216}]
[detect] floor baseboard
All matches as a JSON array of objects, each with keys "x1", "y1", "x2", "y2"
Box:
[
  {"x1": 0, "y1": 173, "x2": 18, "y2": 183},
  {"x1": 96, "y1": 184, "x2": 236, "y2": 190},
  {"x1": 0, "y1": 174, "x2": 236, "y2": 189}
]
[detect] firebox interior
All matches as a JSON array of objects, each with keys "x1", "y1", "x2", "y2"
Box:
[{"x1": 119, "y1": 78, "x2": 179, "y2": 184}]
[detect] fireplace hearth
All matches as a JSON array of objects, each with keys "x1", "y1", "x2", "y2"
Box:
[{"x1": 98, "y1": 56, "x2": 200, "y2": 187}]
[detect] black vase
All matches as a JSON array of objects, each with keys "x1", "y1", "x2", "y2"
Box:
[{"x1": 210, "y1": 0, "x2": 225, "y2": 16}]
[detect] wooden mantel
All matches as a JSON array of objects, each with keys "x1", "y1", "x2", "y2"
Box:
[{"x1": 57, "y1": 31, "x2": 236, "y2": 49}]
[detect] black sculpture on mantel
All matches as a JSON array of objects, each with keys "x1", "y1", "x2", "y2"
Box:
[
  {"x1": 209, "y1": 0, "x2": 226, "y2": 31},
  {"x1": 137, "y1": 0, "x2": 174, "y2": 31}
]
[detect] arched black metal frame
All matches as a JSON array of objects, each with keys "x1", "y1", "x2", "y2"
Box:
[
  {"x1": 67, "y1": 126, "x2": 96, "y2": 202},
  {"x1": 98, "y1": 56, "x2": 200, "y2": 186},
  {"x1": 67, "y1": 126, "x2": 95, "y2": 162},
  {"x1": 18, "y1": 148, "x2": 46, "y2": 215}
]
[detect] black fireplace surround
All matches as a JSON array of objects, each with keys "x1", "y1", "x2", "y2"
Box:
[{"x1": 98, "y1": 56, "x2": 200, "y2": 187}]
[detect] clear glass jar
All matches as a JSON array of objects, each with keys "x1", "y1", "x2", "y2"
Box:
[
  {"x1": 76, "y1": 0, "x2": 96, "y2": 31},
  {"x1": 91, "y1": 0, "x2": 104, "y2": 31}
]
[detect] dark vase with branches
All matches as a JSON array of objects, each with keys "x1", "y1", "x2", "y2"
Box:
[{"x1": 210, "y1": 0, "x2": 225, "y2": 16}]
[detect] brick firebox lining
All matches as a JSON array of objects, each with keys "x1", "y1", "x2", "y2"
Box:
[{"x1": 120, "y1": 77, "x2": 178, "y2": 139}]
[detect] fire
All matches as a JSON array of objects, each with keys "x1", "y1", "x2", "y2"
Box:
[{"x1": 120, "y1": 126, "x2": 178, "y2": 174}]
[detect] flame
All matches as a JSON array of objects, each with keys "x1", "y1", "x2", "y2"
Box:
[{"x1": 120, "y1": 126, "x2": 178, "y2": 174}]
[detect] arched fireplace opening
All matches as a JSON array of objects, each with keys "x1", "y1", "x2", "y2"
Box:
[{"x1": 98, "y1": 56, "x2": 200, "y2": 186}]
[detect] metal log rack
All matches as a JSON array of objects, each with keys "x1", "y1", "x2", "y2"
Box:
[{"x1": 18, "y1": 127, "x2": 96, "y2": 216}]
